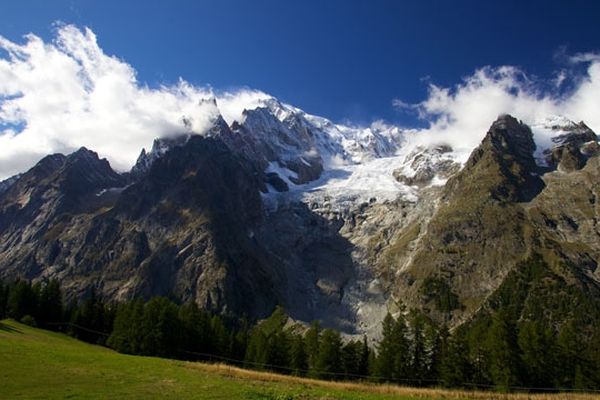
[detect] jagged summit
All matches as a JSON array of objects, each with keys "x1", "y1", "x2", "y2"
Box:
[
  {"x1": 531, "y1": 115, "x2": 599, "y2": 169},
  {"x1": 0, "y1": 174, "x2": 21, "y2": 194},
  {"x1": 126, "y1": 104, "x2": 600, "y2": 214},
  {"x1": 1, "y1": 107, "x2": 599, "y2": 338},
  {"x1": 131, "y1": 134, "x2": 191, "y2": 178}
]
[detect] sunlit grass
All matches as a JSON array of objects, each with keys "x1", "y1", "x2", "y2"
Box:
[{"x1": 0, "y1": 319, "x2": 595, "y2": 400}]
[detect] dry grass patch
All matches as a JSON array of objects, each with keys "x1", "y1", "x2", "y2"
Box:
[{"x1": 185, "y1": 362, "x2": 598, "y2": 400}]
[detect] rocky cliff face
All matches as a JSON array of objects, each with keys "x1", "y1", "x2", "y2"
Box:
[
  {"x1": 1, "y1": 111, "x2": 599, "y2": 336},
  {"x1": 356, "y1": 115, "x2": 600, "y2": 327},
  {"x1": 0, "y1": 135, "x2": 280, "y2": 318}
]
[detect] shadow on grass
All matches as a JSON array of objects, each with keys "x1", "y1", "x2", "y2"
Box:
[{"x1": 0, "y1": 321, "x2": 23, "y2": 334}]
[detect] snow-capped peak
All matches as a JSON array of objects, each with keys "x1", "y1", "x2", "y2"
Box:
[{"x1": 530, "y1": 115, "x2": 597, "y2": 167}]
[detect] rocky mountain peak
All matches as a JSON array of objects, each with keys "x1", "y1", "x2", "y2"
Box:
[
  {"x1": 543, "y1": 120, "x2": 598, "y2": 172},
  {"x1": 454, "y1": 114, "x2": 542, "y2": 202},
  {"x1": 59, "y1": 147, "x2": 126, "y2": 197},
  {"x1": 486, "y1": 114, "x2": 537, "y2": 169},
  {"x1": 131, "y1": 134, "x2": 191, "y2": 179},
  {"x1": 0, "y1": 174, "x2": 22, "y2": 195}
]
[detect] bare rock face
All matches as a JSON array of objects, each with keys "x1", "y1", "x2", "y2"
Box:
[
  {"x1": 1, "y1": 111, "x2": 600, "y2": 337},
  {"x1": 543, "y1": 121, "x2": 598, "y2": 172},
  {"x1": 0, "y1": 174, "x2": 21, "y2": 195},
  {"x1": 0, "y1": 133, "x2": 281, "y2": 319},
  {"x1": 382, "y1": 115, "x2": 542, "y2": 323},
  {"x1": 393, "y1": 144, "x2": 460, "y2": 187},
  {"x1": 228, "y1": 107, "x2": 324, "y2": 187},
  {"x1": 130, "y1": 135, "x2": 191, "y2": 179},
  {"x1": 361, "y1": 115, "x2": 600, "y2": 327}
]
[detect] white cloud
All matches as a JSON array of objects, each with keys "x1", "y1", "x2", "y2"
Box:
[
  {"x1": 1, "y1": 25, "x2": 599, "y2": 181},
  {"x1": 401, "y1": 57, "x2": 600, "y2": 163},
  {"x1": 391, "y1": 98, "x2": 417, "y2": 112},
  {"x1": 0, "y1": 25, "x2": 272, "y2": 179}
]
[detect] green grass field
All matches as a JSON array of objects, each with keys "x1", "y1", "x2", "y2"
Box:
[{"x1": 0, "y1": 319, "x2": 594, "y2": 400}]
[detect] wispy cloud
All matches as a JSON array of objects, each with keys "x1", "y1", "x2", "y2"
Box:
[
  {"x1": 0, "y1": 24, "x2": 271, "y2": 179},
  {"x1": 1, "y1": 25, "x2": 599, "y2": 180},
  {"x1": 396, "y1": 57, "x2": 600, "y2": 163},
  {"x1": 391, "y1": 98, "x2": 418, "y2": 112}
]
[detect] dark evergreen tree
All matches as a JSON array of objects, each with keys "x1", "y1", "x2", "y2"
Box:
[
  {"x1": 555, "y1": 321, "x2": 580, "y2": 388},
  {"x1": 37, "y1": 279, "x2": 63, "y2": 328},
  {"x1": 517, "y1": 320, "x2": 554, "y2": 388},
  {"x1": 210, "y1": 314, "x2": 229, "y2": 357},
  {"x1": 71, "y1": 288, "x2": 109, "y2": 344},
  {"x1": 425, "y1": 322, "x2": 446, "y2": 384},
  {"x1": 485, "y1": 310, "x2": 521, "y2": 391},
  {"x1": 391, "y1": 314, "x2": 411, "y2": 383},
  {"x1": 305, "y1": 320, "x2": 321, "y2": 375},
  {"x1": 8, "y1": 279, "x2": 37, "y2": 321},
  {"x1": 358, "y1": 335, "x2": 371, "y2": 378},
  {"x1": 374, "y1": 313, "x2": 396, "y2": 381},
  {"x1": 177, "y1": 302, "x2": 203, "y2": 356},
  {"x1": 440, "y1": 329, "x2": 471, "y2": 388},
  {"x1": 315, "y1": 328, "x2": 342, "y2": 379},
  {"x1": 244, "y1": 306, "x2": 290, "y2": 372},
  {"x1": 466, "y1": 317, "x2": 490, "y2": 386},
  {"x1": 230, "y1": 317, "x2": 250, "y2": 361},
  {"x1": 409, "y1": 313, "x2": 427, "y2": 385},
  {"x1": 290, "y1": 334, "x2": 308, "y2": 375},
  {"x1": 245, "y1": 329, "x2": 269, "y2": 367},
  {"x1": 0, "y1": 280, "x2": 8, "y2": 319},
  {"x1": 107, "y1": 300, "x2": 144, "y2": 354},
  {"x1": 341, "y1": 340, "x2": 361, "y2": 379},
  {"x1": 140, "y1": 297, "x2": 181, "y2": 357}
]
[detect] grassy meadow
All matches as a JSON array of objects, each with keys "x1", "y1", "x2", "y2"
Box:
[{"x1": 0, "y1": 319, "x2": 595, "y2": 400}]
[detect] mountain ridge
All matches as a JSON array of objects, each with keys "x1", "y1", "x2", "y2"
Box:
[{"x1": 0, "y1": 103, "x2": 599, "y2": 338}]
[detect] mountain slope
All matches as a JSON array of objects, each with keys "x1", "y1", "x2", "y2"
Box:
[
  {"x1": 368, "y1": 115, "x2": 600, "y2": 326},
  {"x1": 0, "y1": 99, "x2": 599, "y2": 338}
]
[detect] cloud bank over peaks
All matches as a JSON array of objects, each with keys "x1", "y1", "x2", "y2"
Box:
[
  {"x1": 0, "y1": 24, "x2": 272, "y2": 179},
  {"x1": 1, "y1": 24, "x2": 599, "y2": 181},
  {"x1": 394, "y1": 56, "x2": 600, "y2": 163}
]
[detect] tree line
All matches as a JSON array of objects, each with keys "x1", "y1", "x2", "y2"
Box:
[{"x1": 1, "y1": 276, "x2": 599, "y2": 392}]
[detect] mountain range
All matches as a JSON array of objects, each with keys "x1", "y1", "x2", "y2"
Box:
[{"x1": 1, "y1": 96, "x2": 599, "y2": 338}]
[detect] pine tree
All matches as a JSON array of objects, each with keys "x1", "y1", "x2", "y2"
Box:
[
  {"x1": 315, "y1": 329, "x2": 342, "y2": 379},
  {"x1": 440, "y1": 330, "x2": 470, "y2": 388},
  {"x1": 245, "y1": 329, "x2": 269, "y2": 368},
  {"x1": 178, "y1": 302, "x2": 203, "y2": 356},
  {"x1": 305, "y1": 320, "x2": 321, "y2": 375},
  {"x1": 71, "y1": 288, "x2": 108, "y2": 344},
  {"x1": 244, "y1": 307, "x2": 291, "y2": 372},
  {"x1": 0, "y1": 280, "x2": 8, "y2": 319},
  {"x1": 358, "y1": 335, "x2": 371, "y2": 378},
  {"x1": 555, "y1": 321, "x2": 579, "y2": 388},
  {"x1": 8, "y1": 279, "x2": 37, "y2": 321},
  {"x1": 341, "y1": 340, "x2": 361, "y2": 379},
  {"x1": 589, "y1": 330, "x2": 600, "y2": 390},
  {"x1": 424, "y1": 321, "x2": 446, "y2": 384},
  {"x1": 517, "y1": 320, "x2": 554, "y2": 388},
  {"x1": 375, "y1": 313, "x2": 396, "y2": 381},
  {"x1": 209, "y1": 314, "x2": 229, "y2": 356},
  {"x1": 139, "y1": 297, "x2": 181, "y2": 357},
  {"x1": 269, "y1": 330, "x2": 291, "y2": 372},
  {"x1": 409, "y1": 314, "x2": 427, "y2": 385},
  {"x1": 107, "y1": 300, "x2": 144, "y2": 354},
  {"x1": 231, "y1": 317, "x2": 250, "y2": 361},
  {"x1": 467, "y1": 318, "x2": 491, "y2": 385},
  {"x1": 392, "y1": 314, "x2": 411, "y2": 384},
  {"x1": 37, "y1": 279, "x2": 63, "y2": 328},
  {"x1": 486, "y1": 310, "x2": 521, "y2": 391},
  {"x1": 290, "y1": 334, "x2": 308, "y2": 375}
]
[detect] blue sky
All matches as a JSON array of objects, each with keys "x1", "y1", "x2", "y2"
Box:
[
  {"x1": 1, "y1": 1, "x2": 600, "y2": 179},
  {"x1": 2, "y1": 0, "x2": 599, "y2": 125}
]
